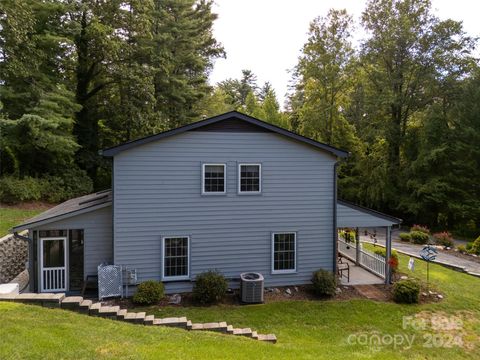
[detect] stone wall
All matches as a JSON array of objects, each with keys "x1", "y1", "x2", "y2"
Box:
[{"x1": 0, "y1": 234, "x2": 28, "y2": 283}]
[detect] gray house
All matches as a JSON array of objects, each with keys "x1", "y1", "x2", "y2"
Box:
[{"x1": 12, "y1": 111, "x2": 401, "y2": 295}]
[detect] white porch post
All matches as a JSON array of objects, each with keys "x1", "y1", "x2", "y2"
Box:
[
  {"x1": 355, "y1": 227, "x2": 360, "y2": 265},
  {"x1": 385, "y1": 226, "x2": 392, "y2": 284}
]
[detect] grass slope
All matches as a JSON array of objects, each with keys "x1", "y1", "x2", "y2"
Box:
[
  {"x1": 0, "y1": 253, "x2": 479, "y2": 359},
  {"x1": 0, "y1": 206, "x2": 46, "y2": 237}
]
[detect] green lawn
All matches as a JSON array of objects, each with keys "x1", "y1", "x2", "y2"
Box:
[
  {"x1": 0, "y1": 253, "x2": 479, "y2": 359},
  {"x1": 0, "y1": 206, "x2": 46, "y2": 237}
]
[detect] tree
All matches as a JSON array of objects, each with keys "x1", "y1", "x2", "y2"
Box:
[
  {"x1": 361, "y1": 0, "x2": 476, "y2": 197},
  {"x1": 290, "y1": 9, "x2": 357, "y2": 149}
]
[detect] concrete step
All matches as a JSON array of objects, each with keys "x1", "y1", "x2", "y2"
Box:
[
  {"x1": 190, "y1": 323, "x2": 204, "y2": 331},
  {"x1": 233, "y1": 328, "x2": 252, "y2": 337},
  {"x1": 154, "y1": 317, "x2": 188, "y2": 328},
  {"x1": 116, "y1": 309, "x2": 128, "y2": 320},
  {"x1": 89, "y1": 302, "x2": 102, "y2": 316},
  {"x1": 98, "y1": 306, "x2": 120, "y2": 318},
  {"x1": 123, "y1": 312, "x2": 137, "y2": 322},
  {"x1": 78, "y1": 300, "x2": 92, "y2": 313},
  {"x1": 186, "y1": 320, "x2": 192, "y2": 330},
  {"x1": 226, "y1": 325, "x2": 234, "y2": 334},
  {"x1": 257, "y1": 334, "x2": 277, "y2": 343},
  {"x1": 61, "y1": 296, "x2": 84, "y2": 310},
  {"x1": 135, "y1": 312, "x2": 146, "y2": 324},
  {"x1": 251, "y1": 331, "x2": 258, "y2": 340},
  {"x1": 144, "y1": 315, "x2": 155, "y2": 325},
  {"x1": 201, "y1": 322, "x2": 228, "y2": 333}
]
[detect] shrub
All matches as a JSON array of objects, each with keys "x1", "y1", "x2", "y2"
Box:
[
  {"x1": 132, "y1": 280, "x2": 165, "y2": 305},
  {"x1": 0, "y1": 169, "x2": 93, "y2": 204},
  {"x1": 193, "y1": 270, "x2": 228, "y2": 305},
  {"x1": 433, "y1": 231, "x2": 454, "y2": 248},
  {"x1": 393, "y1": 279, "x2": 420, "y2": 304},
  {"x1": 399, "y1": 233, "x2": 411, "y2": 242},
  {"x1": 311, "y1": 269, "x2": 337, "y2": 297},
  {"x1": 410, "y1": 231, "x2": 430, "y2": 244},
  {"x1": 457, "y1": 245, "x2": 467, "y2": 254},
  {"x1": 470, "y1": 236, "x2": 480, "y2": 255},
  {"x1": 411, "y1": 224, "x2": 430, "y2": 234},
  {"x1": 0, "y1": 176, "x2": 44, "y2": 204}
]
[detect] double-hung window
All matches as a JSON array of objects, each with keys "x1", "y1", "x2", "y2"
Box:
[
  {"x1": 162, "y1": 236, "x2": 189, "y2": 280},
  {"x1": 238, "y1": 164, "x2": 261, "y2": 194},
  {"x1": 272, "y1": 232, "x2": 296, "y2": 273},
  {"x1": 202, "y1": 164, "x2": 226, "y2": 194}
]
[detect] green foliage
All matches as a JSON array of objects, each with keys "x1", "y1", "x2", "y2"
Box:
[
  {"x1": 410, "y1": 231, "x2": 430, "y2": 245},
  {"x1": 192, "y1": 270, "x2": 228, "y2": 305},
  {"x1": 470, "y1": 236, "x2": 480, "y2": 255},
  {"x1": 456, "y1": 245, "x2": 466, "y2": 254},
  {"x1": 433, "y1": 232, "x2": 454, "y2": 248},
  {"x1": 0, "y1": 177, "x2": 44, "y2": 204},
  {"x1": 393, "y1": 279, "x2": 420, "y2": 304},
  {"x1": 311, "y1": 269, "x2": 337, "y2": 297},
  {"x1": 0, "y1": 169, "x2": 93, "y2": 204},
  {"x1": 399, "y1": 233, "x2": 411, "y2": 242},
  {"x1": 132, "y1": 281, "x2": 165, "y2": 305}
]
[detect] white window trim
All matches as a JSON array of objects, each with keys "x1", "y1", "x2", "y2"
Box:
[
  {"x1": 162, "y1": 236, "x2": 190, "y2": 281},
  {"x1": 238, "y1": 163, "x2": 262, "y2": 194},
  {"x1": 201, "y1": 163, "x2": 226, "y2": 195},
  {"x1": 271, "y1": 232, "x2": 297, "y2": 274}
]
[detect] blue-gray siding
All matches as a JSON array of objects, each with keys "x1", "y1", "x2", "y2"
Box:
[
  {"x1": 31, "y1": 206, "x2": 113, "y2": 289},
  {"x1": 113, "y1": 131, "x2": 337, "y2": 293}
]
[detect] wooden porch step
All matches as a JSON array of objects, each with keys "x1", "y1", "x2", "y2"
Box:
[
  {"x1": 257, "y1": 334, "x2": 277, "y2": 343},
  {"x1": 61, "y1": 296, "x2": 84, "y2": 310},
  {"x1": 153, "y1": 317, "x2": 188, "y2": 328}
]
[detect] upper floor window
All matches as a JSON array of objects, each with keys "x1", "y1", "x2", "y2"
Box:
[
  {"x1": 202, "y1": 164, "x2": 226, "y2": 194},
  {"x1": 238, "y1": 164, "x2": 261, "y2": 193}
]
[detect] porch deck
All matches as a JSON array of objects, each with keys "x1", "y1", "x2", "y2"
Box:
[{"x1": 339, "y1": 259, "x2": 384, "y2": 286}]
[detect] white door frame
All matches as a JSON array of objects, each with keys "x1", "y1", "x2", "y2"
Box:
[{"x1": 40, "y1": 237, "x2": 68, "y2": 292}]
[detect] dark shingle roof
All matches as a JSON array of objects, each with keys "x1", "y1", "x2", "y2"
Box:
[
  {"x1": 12, "y1": 190, "x2": 112, "y2": 232},
  {"x1": 101, "y1": 111, "x2": 350, "y2": 158}
]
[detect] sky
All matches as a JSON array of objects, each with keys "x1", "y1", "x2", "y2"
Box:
[{"x1": 209, "y1": 0, "x2": 480, "y2": 107}]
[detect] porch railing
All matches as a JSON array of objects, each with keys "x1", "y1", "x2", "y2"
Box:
[
  {"x1": 42, "y1": 267, "x2": 66, "y2": 292},
  {"x1": 338, "y1": 238, "x2": 385, "y2": 278}
]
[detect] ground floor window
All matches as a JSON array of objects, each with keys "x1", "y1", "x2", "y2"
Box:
[
  {"x1": 272, "y1": 232, "x2": 296, "y2": 273},
  {"x1": 162, "y1": 236, "x2": 189, "y2": 280}
]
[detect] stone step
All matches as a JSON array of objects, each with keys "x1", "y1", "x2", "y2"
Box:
[
  {"x1": 78, "y1": 300, "x2": 92, "y2": 313},
  {"x1": 135, "y1": 312, "x2": 146, "y2": 324},
  {"x1": 257, "y1": 334, "x2": 277, "y2": 343},
  {"x1": 201, "y1": 322, "x2": 228, "y2": 333},
  {"x1": 89, "y1": 302, "x2": 102, "y2": 316},
  {"x1": 226, "y1": 325, "x2": 234, "y2": 334},
  {"x1": 233, "y1": 328, "x2": 252, "y2": 337},
  {"x1": 61, "y1": 296, "x2": 84, "y2": 310},
  {"x1": 98, "y1": 306, "x2": 120, "y2": 318},
  {"x1": 153, "y1": 317, "x2": 188, "y2": 328},
  {"x1": 123, "y1": 312, "x2": 137, "y2": 322},
  {"x1": 251, "y1": 331, "x2": 258, "y2": 340},
  {"x1": 186, "y1": 320, "x2": 192, "y2": 330},
  {"x1": 144, "y1": 315, "x2": 155, "y2": 325}
]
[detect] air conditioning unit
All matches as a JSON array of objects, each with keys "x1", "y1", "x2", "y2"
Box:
[{"x1": 240, "y1": 272, "x2": 264, "y2": 303}]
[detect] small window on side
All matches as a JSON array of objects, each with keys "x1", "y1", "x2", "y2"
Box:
[{"x1": 202, "y1": 164, "x2": 226, "y2": 194}]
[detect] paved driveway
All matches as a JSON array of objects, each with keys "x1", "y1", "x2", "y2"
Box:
[{"x1": 360, "y1": 229, "x2": 480, "y2": 275}]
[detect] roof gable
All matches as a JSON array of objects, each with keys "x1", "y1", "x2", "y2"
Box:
[{"x1": 101, "y1": 111, "x2": 349, "y2": 158}]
